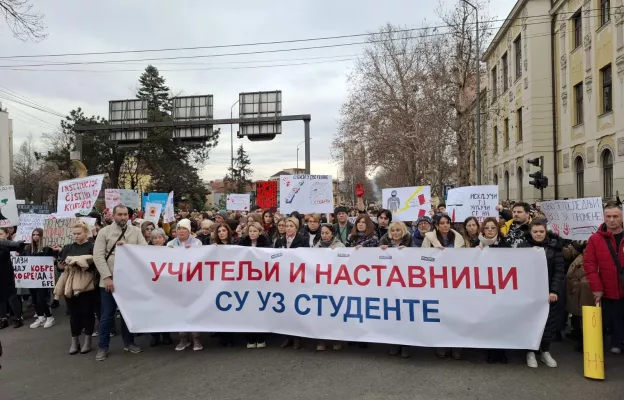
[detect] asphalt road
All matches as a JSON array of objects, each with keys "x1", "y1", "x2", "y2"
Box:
[{"x1": 0, "y1": 310, "x2": 622, "y2": 400}]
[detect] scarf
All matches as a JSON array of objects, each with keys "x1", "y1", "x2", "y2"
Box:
[
  {"x1": 478, "y1": 233, "x2": 498, "y2": 247},
  {"x1": 318, "y1": 239, "x2": 333, "y2": 248}
]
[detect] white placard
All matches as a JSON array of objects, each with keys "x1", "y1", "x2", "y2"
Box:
[
  {"x1": 115, "y1": 245, "x2": 549, "y2": 350},
  {"x1": 163, "y1": 191, "x2": 175, "y2": 223},
  {"x1": 120, "y1": 189, "x2": 140, "y2": 209},
  {"x1": 144, "y1": 202, "x2": 162, "y2": 225},
  {"x1": 381, "y1": 186, "x2": 431, "y2": 222},
  {"x1": 105, "y1": 189, "x2": 121, "y2": 213},
  {"x1": 540, "y1": 197, "x2": 603, "y2": 240},
  {"x1": 446, "y1": 185, "x2": 499, "y2": 223},
  {"x1": 227, "y1": 193, "x2": 251, "y2": 211},
  {"x1": 11, "y1": 255, "x2": 56, "y2": 288},
  {"x1": 279, "y1": 175, "x2": 334, "y2": 214},
  {"x1": 0, "y1": 185, "x2": 19, "y2": 228},
  {"x1": 56, "y1": 175, "x2": 105, "y2": 216},
  {"x1": 16, "y1": 213, "x2": 49, "y2": 242}
]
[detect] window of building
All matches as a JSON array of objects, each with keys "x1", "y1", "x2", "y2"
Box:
[
  {"x1": 574, "y1": 82, "x2": 584, "y2": 125},
  {"x1": 491, "y1": 66, "x2": 498, "y2": 100},
  {"x1": 517, "y1": 108, "x2": 523, "y2": 142},
  {"x1": 601, "y1": 0, "x2": 611, "y2": 27},
  {"x1": 504, "y1": 118, "x2": 510, "y2": 149},
  {"x1": 504, "y1": 171, "x2": 510, "y2": 200},
  {"x1": 502, "y1": 53, "x2": 509, "y2": 91},
  {"x1": 517, "y1": 167, "x2": 523, "y2": 201},
  {"x1": 514, "y1": 36, "x2": 522, "y2": 80},
  {"x1": 601, "y1": 65, "x2": 612, "y2": 113},
  {"x1": 493, "y1": 173, "x2": 498, "y2": 185},
  {"x1": 575, "y1": 156, "x2": 584, "y2": 198},
  {"x1": 602, "y1": 149, "x2": 614, "y2": 199},
  {"x1": 493, "y1": 126, "x2": 498, "y2": 153},
  {"x1": 573, "y1": 11, "x2": 582, "y2": 49}
]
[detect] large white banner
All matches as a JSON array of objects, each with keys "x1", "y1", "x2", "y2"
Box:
[
  {"x1": 541, "y1": 197, "x2": 603, "y2": 240},
  {"x1": 57, "y1": 175, "x2": 105, "y2": 216},
  {"x1": 279, "y1": 175, "x2": 334, "y2": 214},
  {"x1": 0, "y1": 185, "x2": 19, "y2": 228},
  {"x1": 381, "y1": 186, "x2": 431, "y2": 222},
  {"x1": 114, "y1": 245, "x2": 549, "y2": 349},
  {"x1": 446, "y1": 185, "x2": 499, "y2": 223}
]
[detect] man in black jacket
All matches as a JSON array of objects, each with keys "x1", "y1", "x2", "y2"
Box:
[
  {"x1": 0, "y1": 235, "x2": 26, "y2": 329},
  {"x1": 332, "y1": 206, "x2": 353, "y2": 245}
]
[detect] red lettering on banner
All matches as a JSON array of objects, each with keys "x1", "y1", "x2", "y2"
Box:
[
  {"x1": 167, "y1": 262, "x2": 184, "y2": 282},
  {"x1": 186, "y1": 261, "x2": 203, "y2": 281},
  {"x1": 474, "y1": 266, "x2": 496, "y2": 294},
  {"x1": 333, "y1": 264, "x2": 353, "y2": 285},
  {"x1": 407, "y1": 266, "x2": 427, "y2": 288},
  {"x1": 205, "y1": 261, "x2": 219, "y2": 281},
  {"x1": 353, "y1": 265, "x2": 370, "y2": 286},
  {"x1": 290, "y1": 263, "x2": 306, "y2": 283},
  {"x1": 237, "y1": 261, "x2": 251, "y2": 280},
  {"x1": 498, "y1": 267, "x2": 518, "y2": 290},
  {"x1": 451, "y1": 266, "x2": 471, "y2": 289},
  {"x1": 316, "y1": 264, "x2": 332, "y2": 284},
  {"x1": 371, "y1": 265, "x2": 386, "y2": 286},
  {"x1": 151, "y1": 262, "x2": 167, "y2": 282},
  {"x1": 265, "y1": 262, "x2": 279, "y2": 282},
  {"x1": 221, "y1": 261, "x2": 236, "y2": 281},
  {"x1": 429, "y1": 266, "x2": 449, "y2": 288},
  {"x1": 386, "y1": 266, "x2": 406, "y2": 287},
  {"x1": 246, "y1": 262, "x2": 262, "y2": 280}
]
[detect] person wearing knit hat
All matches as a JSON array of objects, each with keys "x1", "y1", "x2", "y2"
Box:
[
  {"x1": 332, "y1": 206, "x2": 353, "y2": 244},
  {"x1": 412, "y1": 216, "x2": 432, "y2": 247},
  {"x1": 215, "y1": 210, "x2": 228, "y2": 224}
]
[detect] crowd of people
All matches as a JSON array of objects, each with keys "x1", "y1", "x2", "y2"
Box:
[{"x1": 0, "y1": 195, "x2": 623, "y2": 371}]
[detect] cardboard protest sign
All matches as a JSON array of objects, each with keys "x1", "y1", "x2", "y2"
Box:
[
  {"x1": 0, "y1": 185, "x2": 19, "y2": 228},
  {"x1": 381, "y1": 186, "x2": 431, "y2": 222},
  {"x1": 256, "y1": 181, "x2": 277, "y2": 209},
  {"x1": 279, "y1": 175, "x2": 334, "y2": 214},
  {"x1": 56, "y1": 175, "x2": 105, "y2": 216},
  {"x1": 541, "y1": 197, "x2": 603, "y2": 240},
  {"x1": 142, "y1": 192, "x2": 168, "y2": 212},
  {"x1": 105, "y1": 189, "x2": 121, "y2": 213},
  {"x1": 17, "y1": 204, "x2": 51, "y2": 215},
  {"x1": 15, "y1": 213, "x2": 49, "y2": 242},
  {"x1": 11, "y1": 255, "x2": 56, "y2": 289},
  {"x1": 144, "y1": 202, "x2": 162, "y2": 225},
  {"x1": 446, "y1": 185, "x2": 499, "y2": 223},
  {"x1": 106, "y1": 189, "x2": 140, "y2": 212},
  {"x1": 41, "y1": 217, "x2": 78, "y2": 248},
  {"x1": 227, "y1": 193, "x2": 251, "y2": 211},
  {"x1": 163, "y1": 192, "x2": 175, "y2": 223}
]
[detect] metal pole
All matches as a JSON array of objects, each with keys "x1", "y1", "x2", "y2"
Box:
[
  {"x1": 304, "y1": 118, "x2": 311, "y2": 174},
  {"x1": 230, "y1": 100, "x2": 240, "y2": 174}
]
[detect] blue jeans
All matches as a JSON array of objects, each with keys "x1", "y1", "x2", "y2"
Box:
[{"x1": 98, "y1": 288, "x2": 133, "y2": 350}]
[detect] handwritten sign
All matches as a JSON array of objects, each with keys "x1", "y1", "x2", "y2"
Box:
[
  {"x1": 17, "y1": 204, "x2": 51, "y2": 215},
  {"x1": 11, "y1": 255, "x2": 56, "y2": 288},
  {"x1": 446, "y1": 185, "x2": 499, "y2": 223},
  {"x1": 0, "y1": 185, "x2": 19, "y2": 227},
  {"x1": 41, "y1": 217, "x2": 78, "y2": 248},
  {"x1": 56, "y1": 175, "x2": 105, "y2": 216},
  {"x1": 227, "y1": 193, "x2": 251, "y2": 211},
  {"x1": 15, "y1": 213, "x2": 49, "y2": 242},
  {"x1": 541, "y1": 197, "x2": 603, "y2": 240},
  {"x1": 106, "y1": 189, "x2": 140, "y2": 212}
]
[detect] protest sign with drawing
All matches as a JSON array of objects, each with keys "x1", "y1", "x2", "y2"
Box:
[
  {"x1": 0, "y1": 185, "x2": 19, "y2": 228},
  {"x1": 144, "y1": 202, "x2": 162, "y2": 224},
  {"x1": 227, "y1": 193, "x2": 251, "y2": 211},
  {"x1": 540, "y1": 197, "x2": 603, "y2": 240},
  {"x1": 381, "y1": 186, "x2": 431, "y2": 222},
  {"x1": 279, "y1": 175, "x2": 334, "y2": 214}
]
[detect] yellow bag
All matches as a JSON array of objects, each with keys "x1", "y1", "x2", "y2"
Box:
[{"x1": 582, "y1": 304, "x2": 604, "y2": 380}]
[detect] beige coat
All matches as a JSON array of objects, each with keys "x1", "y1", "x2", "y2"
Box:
[
  {"x1": 53, "y1": 255, "x2": 95, "y2": 299},
  {"x1": 93, "y1": 223, "x2": 148, "y2": 287},
  {"x1": 421, "y1": 230, "x2": 466, "y2": 248}
]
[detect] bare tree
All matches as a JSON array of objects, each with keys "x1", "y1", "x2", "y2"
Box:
[
  {"x1": 13, "y1": 133, "x2": 60, "y2": 204},
  {"x1": 0, "y1": 0, "x2": 46, "y2": 41}
]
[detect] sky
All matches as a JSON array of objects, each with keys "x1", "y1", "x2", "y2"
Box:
[{"x1": 0, "y1": 0, "x2": 518, "y2": 183}]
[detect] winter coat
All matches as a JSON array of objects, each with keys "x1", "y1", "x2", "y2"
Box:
[
  {"x1": 379, "y1": 233, "x2": 413, "y2": 248},
  {"x1": 238, "y1": 234, "x2": 272, "y2": 248},
  {"x1": 300, "y1": 225, "x2": 321, "y2": 247},
  {"x1": 465, "y1": 235, "x2": 480, "y2": 249},
  {"x1": 0, "y1": 244, "x2": 15, "y2": 300},
  {"x1": 566, "y1": 250, "x2": 594, "y2": 316},
  {"x1": 421, "y1": 230, "x2": 466, "y2": 248},
  {"x1": 314, "y1": 238, "x2": 346, "y2": 249},
  {"x1": 583, "y1": 223, "x2": 624, "y2": 299},
  {"x1": 501, "y1": 219, "x2": 532, "y2": 247},
  {"x1": 376, "y1": 225, "x2": 389, "y2": 241},
  {"x1": 519, "y1": 233, "x2": 565, "y2": 295},
  {"x1": 274, "y1": 233, "x2": 310, "y2": 249},
  {"x1": 346, "y1": 233, "x2": 379, "y2": 248},
  {"x1": 333, "y1": 222, "x2": 354, "y2": 245},
  {"x1": 53, "y1": 255, "x2": 96, "y2": 299},
  {"x1": 412, "y1": 230, "x2": 427, "y2": 247},
  {"x1": 477, "y1": 234, "x2": 510, "y2": 248}
]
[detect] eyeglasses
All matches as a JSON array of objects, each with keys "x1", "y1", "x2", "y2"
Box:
[{"x1": 145, "y1": 227, "x2": 155, "y2": 231}]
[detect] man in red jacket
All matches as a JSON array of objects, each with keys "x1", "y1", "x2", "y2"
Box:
[{"x1": 584, "y1": 201, "x2": 624, "y2": 354}]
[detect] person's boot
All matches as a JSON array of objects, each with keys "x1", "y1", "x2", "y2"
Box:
[
  {"x1": 12, "y1": 318, "x2": 23, "y2": 328},
  {"x1": 162, "y1": 333, "x2": 172, "y2": 345},
  {"x1": 80, "y1": 335, "x2": 92, "y2": 354},
  {"x1": 69, "y1": 337, "x2": 80, "y2": 355},
  {"x1": 0, "y1": 318, "x2": 10, "y2": 330}
]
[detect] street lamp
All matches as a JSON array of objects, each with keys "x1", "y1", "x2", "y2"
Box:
[
  {"x1": 461, "y1": 0, "x2": 481, "y2": 185},
  {"x1": 230, "y1": 99, "x2": 240, "y2": 173},
  {"x1": 297, "y1": 138, "x2": 312, "y2": 172}
]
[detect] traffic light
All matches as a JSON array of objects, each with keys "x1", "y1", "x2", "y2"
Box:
[{"x1": 527, "y1": 156, "x2": 549, "y2": 190}]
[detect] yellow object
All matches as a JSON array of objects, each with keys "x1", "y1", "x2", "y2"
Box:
[{"x1": 582, "y1": 305, "x2": 605, "y2": 380}]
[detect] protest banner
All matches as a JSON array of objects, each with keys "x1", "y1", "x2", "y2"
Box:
[
  {"x1": 107, "y1": 189, "x2": 141, "y2": 212},
  {"x1": 41, "y1": 217, "x2": 78, "y2": 248},
  {"x1": 256, "y1": 181, "x2": 278, "y2": 209},
  {"x1": 279, "y1": 175, "x2": 334, "y2": 214},
  {"x1": 11, "y1": 255, "x2": 55, "y2": 289},
  {"x1": 15, "y1": 213, "x2": 49, "y2": 242},
  {"x1": 144, "y1": 202, "x2": 162, "y2": 224},
  {"x1": 540, "y1": 197, "x2": 603, "y2": 240},
  {"x1": 17, "y1": 204, "x2": 51, "y2": 215},
  {"x1": 142, "y1": 192, "x2": 168, "y2": 212},
  {"x1": 446, "y1": 185, "x2": 499, "y2": 223},
  {"x1": 0, "y1": 185, "x2": 19, "y2": 228},
  {"x1": 79, "y1": 217, "x2": 97, "y2": 237},
  {"x1": 104, "y1": 189, "x2": 121, "y2": 213},
  {"x1": 381, "y1": 186, "x2": 431, "y2": 222},
  {"x1": 56, "y1": 175, "x2": 105, "y2": 216},
  {"x1": 227, "y1": 193, "x2": 251, "y2": 211},
  {"x1": 163, "y1": 192, "x2": 175, "y2": 223},
  {"x1": 114, "y1": 245, "x2": 549, "y2": 349}
]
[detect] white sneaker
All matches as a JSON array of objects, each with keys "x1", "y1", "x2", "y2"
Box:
[
  {"x1": 33, "y1": 313, "x2": 38, "y2": 319},
  {"x1": 540, "y1": 351, "x2": 557, "y2": 368},
  {"x1": 610, "y1": 347, "x2": 622, "y2": 354},
  {"x1": 247, "y1": 343, "x2": 257, "y2": 349},
  {"x1": 43, "y1": 316, "x2": 56, "y2": 328},
  {"x1": 30, "y1": 316, "x2": 45, "y2": 329},
  {"x1": 526, "y1": 351, "x2": 538, "y2": 368}
]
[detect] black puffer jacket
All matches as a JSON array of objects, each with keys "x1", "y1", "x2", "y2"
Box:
[
  {"x1": 519, "y1": 232, "x2": 565, "y2": 295},
  {"x1": 0, "y1": 240, "x2": 25, "y2": 300}
]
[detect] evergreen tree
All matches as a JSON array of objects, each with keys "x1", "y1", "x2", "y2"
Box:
[
  {"x1": 137, "y1": 64, "x2": 172, "y2": 119},
  {"x1": 226, "y1": 145, "x2": 254, "y2": 194}
]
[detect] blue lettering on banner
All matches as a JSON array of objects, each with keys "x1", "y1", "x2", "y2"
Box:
[
  {"x1": 344, "y1": 296, "x2": 363, "y2": 323},
  {"x1": 383, "y1": 298, "x2": 401, "y2": 321},
  {"x1": 216, "y1": 291, "x2": 232, "y2": 311},
  {"x1": 272, "y1": 292, "x2": 286, "y2": 313},
  {"x1": 365, "y1": 297, "x2": 381, "y2": 320},
  {"x1": 294, "y1": 293, "x2": 311, "y2": 315},
  {"x1": 329, "y1": 295, "x2": 345, "y2": 317},
  {"x1": 402, "y1": 299, "x2": 421, "y2": 322},
  {"x1": 312, "y1": 294, "x2": 328, "y2": 316},
  {"x1": 257, "y1": 291, "x2": 272, "y2": 311},
  {"x1": 233, "y1": 291, "x2": 249, "y2": 311},
  {"x1": 423, "y1": 299, "x2": 440, "y2": 323}
]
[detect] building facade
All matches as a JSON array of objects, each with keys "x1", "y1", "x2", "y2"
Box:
[
  {"x1": 482, "y1": 0, "x2": 555, "y2": 202},
  {"x1": 552, "y1": 0, "x2": 623, "y2": 200},
  {"x1": 0, "y1": 106, "x2": 14, "y2": 186}
]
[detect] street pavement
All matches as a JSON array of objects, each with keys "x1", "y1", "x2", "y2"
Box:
[{"x1": 0, "y1": 309, "x2": 623, "y2": 400}]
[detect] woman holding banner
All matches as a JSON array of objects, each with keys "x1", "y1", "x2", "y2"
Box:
[
  {"x1": 346, "y1": 215, "x2": 379, "y2": 249},
  {"x1": 147, "y1": 228, "x2": 173, "y2": 347},
  {"x1": 212, "y1": 223, "x2": 237, "y2": 347},
  {"x1": 21, "y1": 228, "x2": 56, "y2": 329},
  {"x1": 0, "y1": 227, "x2": 25, "y2": 329},
  {"x1": 463, "y1": 217, "x2": 481, "y2": 248},
  {"x1": 519, "y1": 220, "x2": 565, "y2": 368}
]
